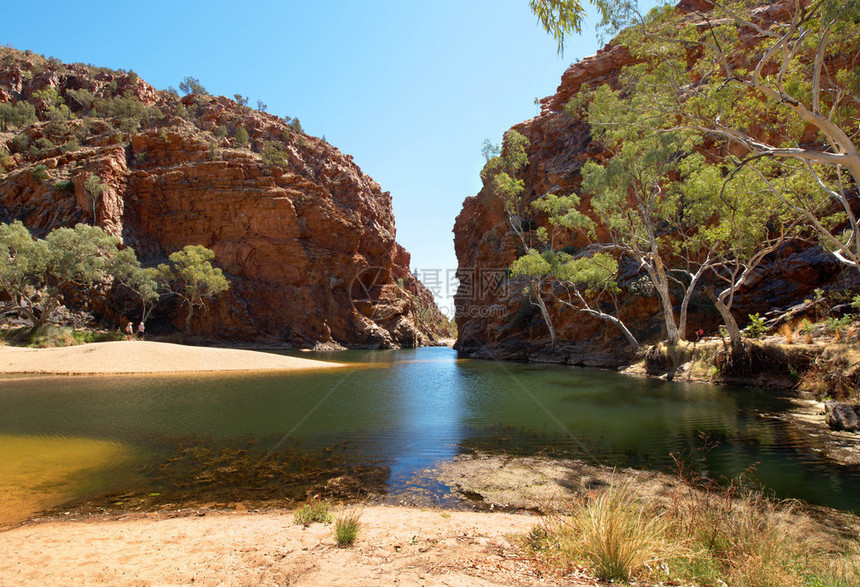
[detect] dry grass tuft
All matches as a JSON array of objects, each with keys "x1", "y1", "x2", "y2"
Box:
[
  {"x1": 780, "y1": 322, "x2": 795, "y2": 344},
  {"x1": 553, "y1": 482, "x2": 684, "y2": 582},
  {"x1": 525, "y1": 474, "x2": 860, "y2": 585}
]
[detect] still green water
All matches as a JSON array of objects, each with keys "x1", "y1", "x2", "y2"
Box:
[{"x1": 1, "y1": 346, "x2": 859, "y2": 514}]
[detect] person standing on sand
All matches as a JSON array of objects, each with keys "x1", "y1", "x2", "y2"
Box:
[
  {"x1": 137, "y1": 321, "x2": 145, "y2": 340},
  {"x1": 125, "y1": 322, "x2": 134, "y2": 341}
]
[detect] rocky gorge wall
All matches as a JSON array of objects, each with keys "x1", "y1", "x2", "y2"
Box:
[
  {"x1": 0, "y1": 47, "x2": 446, "y2": 347},
  {"x1": 452, "y1": 6, "x2": 850, "y2": 366}
]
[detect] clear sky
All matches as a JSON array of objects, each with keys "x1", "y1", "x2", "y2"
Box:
[{"x1": 3, "y1": 0, "x2": 615, "y2": 316}]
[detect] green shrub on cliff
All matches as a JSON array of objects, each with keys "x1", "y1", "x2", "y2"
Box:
[
  {"x1": 233, "y1": 93, "x2": 248, "y2": 108},
  {"x1": 65, "y1": 88, "x2": 95, "y2": 113},
  {"x1": 179, "y1": 75, "x2": 207, "y2": 96},
  {"x1": 261, "y1": 141, "x2": 286, "y2": 167},
  {"x1": 94, "y1": 94, "x2": 161, "y2": 134},
  {"x1": 234, "y1": 125, "x2": 249, "y2": 148},
  {"x1": 8, "y1": 133, "x2": 30, "y2": 155},
  {"x1": 61, "y1": 138, "x2": 80, "y2": 153},
  {"x1": 30, "y1": 164, "x2": 48, "y2": 182},
  {"x1": 35, "y1": 137, "x2": 56, "y2": 153},
  {"x1": 0, "y1": 101, "x2": 36, "y2": 131}
]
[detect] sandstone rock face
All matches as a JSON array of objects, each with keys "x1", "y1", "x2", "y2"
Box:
[
  {"x1": 452, "y1": 7, "x2": 849, "y2": 366},
  {"x1": 0, "y1": 48, "x2": 445, "y2": 347}
]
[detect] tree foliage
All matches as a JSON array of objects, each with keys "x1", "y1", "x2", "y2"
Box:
[
  {"x1": 598, "y1": 0, "x2": 860, "y2": 270},
  {"x1": 506, "y1": 0, "x2": 859, "y2": 351},
  {"x1": 156, "y1": 245, "x2": 229, "y2": 335},
  {"x1": 0, "y1": 223, "x2": 230, "y2": 334},
  {"x1": 0, "y1": 101, "x2": 36, "y2": 132},
  {"x1": 0, "y1": 221, "x2": 49, "y2": 327},
  {"x1": 235, "y1": 125, "x2": 249, "y2": 148},
  {"x1": 111, "y1": 248, "x2": 159, "y2": 322},
  {"x1": 179, "y1": 76, "x2": 207, "y2": 96},
  {"x1": 511, "y1": 190, "x2": 640, "y2": 349},
  {"x1": 261, "y1": 141, "x2": 287, "y2": 167},
  {"x1": 578, "y1": 85, "x2": 708, "y2": 344},
  {"x1": 0, "y1": 222, "x2": 147, "y2": 329},
  {"x1": 84, "y1": 175, "x2": 106, "y2": 223},
  {"x1": 530, "y1": 0, "x2": 613, "y2": 54},
  {"x1": 486, "y1": 129, "x2": 640, "y2": 348}
]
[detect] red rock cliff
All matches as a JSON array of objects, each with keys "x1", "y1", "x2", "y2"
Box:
[
  {"x1": 452, "y1": 6, "x2": 848, "y2": 366},
  {"x1": 0, "y1": 48, "x2": 447, "y2": 347}
]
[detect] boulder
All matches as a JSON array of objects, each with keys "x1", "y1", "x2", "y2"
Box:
[{"x1": 824, "y1": 402, "x2": 860, "y2": 432}]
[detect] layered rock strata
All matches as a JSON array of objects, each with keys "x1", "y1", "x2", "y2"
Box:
[{"x1": 0, "y1": 48, "x2": 444, "y2": 347}]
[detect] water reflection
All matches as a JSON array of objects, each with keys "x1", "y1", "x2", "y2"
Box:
[
  {"x1": 0, "y1": 347, "x2": 859, "y2": 513},
  {"x1": 372, "y1": 348, "x2": 467, "y2": 486}
]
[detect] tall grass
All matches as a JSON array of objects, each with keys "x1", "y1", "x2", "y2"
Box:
[
  {"x1": 526, "y1": 477, "x2": 860, "y2": 585},
  {"x1": 334, "y1": 509, "x2": 362, "y2": 547},
  {"x1": 553, "y1": 483, "x2": 683, "y2": 582}
]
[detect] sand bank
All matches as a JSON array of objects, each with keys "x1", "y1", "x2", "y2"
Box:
[
  {"x1": 0, "y1": 341, "x2": 346, "y2": 375},
  {"x1": 0, "y1": 506, "x2": 585, "y2": 586}
]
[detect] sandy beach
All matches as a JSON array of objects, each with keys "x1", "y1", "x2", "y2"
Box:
[
  {"x1": 0, "y1": 341, "x2": 346, "y2": 375},
  {"x1": 0, "y1": 506, "x2": 585, "y2": 586}
]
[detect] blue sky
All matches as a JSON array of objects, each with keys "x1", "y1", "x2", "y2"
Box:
[{"x1": 4, "y1": 0, "x2": 616, "y2": 315}]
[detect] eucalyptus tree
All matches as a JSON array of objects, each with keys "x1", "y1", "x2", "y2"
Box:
[
  {"x1": 677, "y1": 160, "x2": 801, "y2": 352},
  {"x1": 529, "y1": 0, "x2": 613, "y2": 54},
  {"x1": 591, "y1": 0, "x2": 860, "y2": 272},
  {"x1": 156, "y1": 245, "x2": 229, "y2": 335},
  {"x1": 0, "y1": 222, "x2": 145, "y2": 329},
  {"x1": 575, "y1": 85, "x2": 708, "y2": 344},
  {"x1": 42, "y1": 224, "x2": 140, "y2": 329},
  {"x1": 0, "y1": 221, "x2": 50, "y2": 327},
  {"x1": 110, "y1": 247, "x2": 160, "y2": 322},
  {"x1": 481, "y1": 130, "x2": 559, "y2": 347},
  {"x1": 511, "y1": 247, "x2": 641, "y2": 350},
  {"x1": 84, "y1": 175, "x2": 105, "y2": 224},
  {"x1": 510, "y1": 189, "x2": 640, "y2": 349}
]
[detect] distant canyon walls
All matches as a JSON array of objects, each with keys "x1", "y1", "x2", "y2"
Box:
[{"x1": 0, "y1": 48, "x2": 444, "y2": 347}]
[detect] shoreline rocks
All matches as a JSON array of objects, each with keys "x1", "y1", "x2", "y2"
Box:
[{"x1": 825, "y1": 401, "x2": 860, "y2": 432}]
